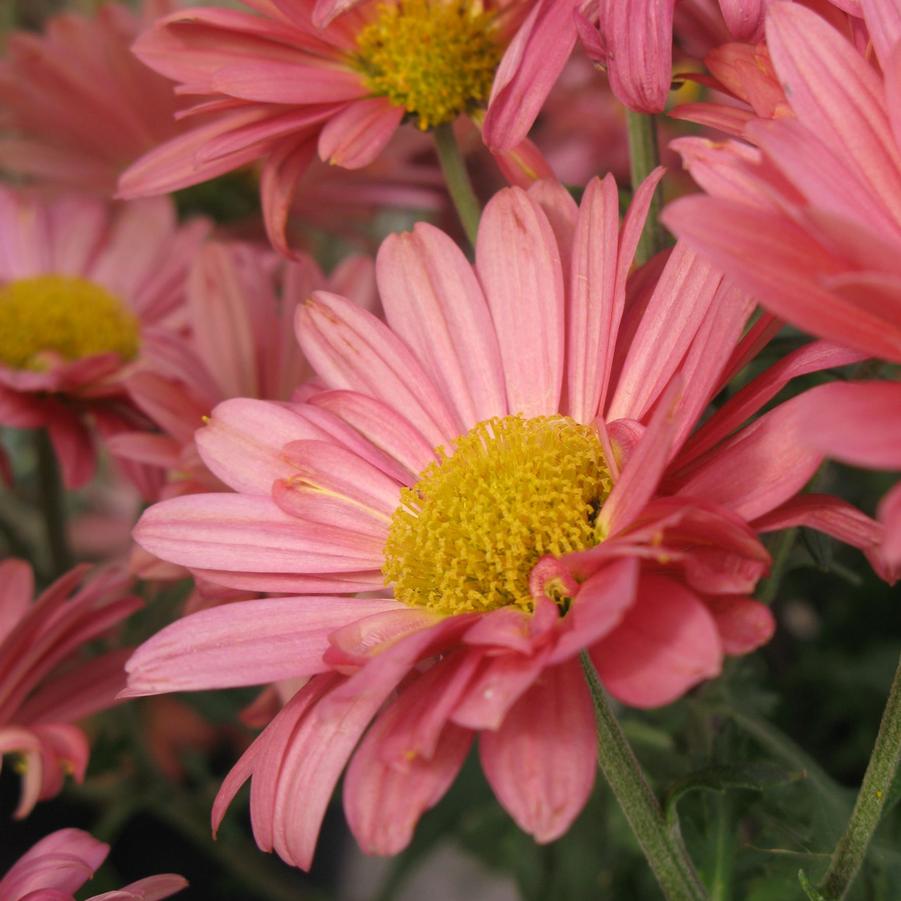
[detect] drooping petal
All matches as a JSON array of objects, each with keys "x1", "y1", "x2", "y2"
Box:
[{"x1": 317, "y1": 97, "x2": 403, "y2": 168}]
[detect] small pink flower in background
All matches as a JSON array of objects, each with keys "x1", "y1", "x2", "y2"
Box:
[
  {"x1": 0, "y1": 559, "x2": 141, "y2": 819},
  {"x1": 122, "y1": 176, "x2": 885, "y2": 868},
  {"x1": 118, "y1": 0, "x2": 578, "y2": 254},
  {"x1": 0, "y1": 827, "x2": 186, "y2": 900},
  {"x1": 0, "y1": 1, "x2": 188, "y2": 194},
  {"x1": 109, "y1": 239, "x2": 376, "y2": 500},
  {"x1": 0, "y1": 187, "x2": 208, "y2": 490},
  {"x1": 664, "y1": 1, "x2": 901, "y2": 566}
]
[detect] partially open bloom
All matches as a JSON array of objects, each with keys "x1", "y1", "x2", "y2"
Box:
[
  {"x1": 0, "y1": 828, "x2": 186, "y2": 900},
  {"x1": 121, "y1": 175, "x2": 888, "y2": 866},
  {"x1": 664, "y1": 1, "x2": 901, "y2": 565},
  {"x1": 118, "y1": 0, "x2": 577, "y2": 254},
  {"x1": 0, "y1": 559, "x2": 141, "y2": 818},
  {"x1": 0, "y1": 1, "x2": 187, "y2": 194},
  {"x1": 110, "y1": 240, "x2": 376, "y2": 499},
  {"x1": 0, "y1": 188, "x2": 207, "y2": 489}
]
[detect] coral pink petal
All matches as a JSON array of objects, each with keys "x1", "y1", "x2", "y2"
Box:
[
  {"x1": 48, "y1": 414, "x2": 95, "y2": 490},
  {"x1": 101, "y1": 873, "x2": 189, "y2": 900},
  {"x1": 377, "y1": 222, "x2": 507, "y2": 428},
  {"x1": 318, "y1": 98, "x2": 403, "y2": 169},
  {"x1": 212, "y1": 63, "x2": 366, "y2": 104},
  {"x1": 480, "y1": 660, "x2": 596, "y2": 842},
  {"x1": 476, "y1": 187, "x2": 564, "y2": 417},
  {"x1": 0, "y1": 828, "x2": 107, "y2": 897},
  {"x1": 592, "y1": 573, "x2": 722, "y2": 707},
  {"x1": 879, "y1": 482, "x2": 901, "y2": 567},
  {"x1": 861, "y1": 0, "x2": 901, "y2": 70},
  {"x1": 134, "y1": 493, "x2": 384, "y2": 573},
  {"x1": 0, "y1": 559, "x2": 34, "y2": 643},
  {"x1": 124, "y1": 596, "x2": 402, "y2": 695},
  {"x1": 705, "y1": 596, "x2": 775, "y2": 655},
  {"x1": 296, "y1": 291, "x2": 460, "y2": 445},
  {"x1": 261, "y1": 136, "x2": 317, "y2": 259},
  {"x1": 719, "y1": 0, "x2": 767, "y2": 40},
  {"x1": 483, "y1": 0, "x2": 579, "y2": 150}
]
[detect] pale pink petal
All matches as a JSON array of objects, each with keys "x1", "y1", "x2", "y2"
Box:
[
  {"x1": 592, "y1": 573, "x2": 722, "y2": 707},
  {"x1": 124, "y1": 596, "x2": 402, "y2": 696},
  {"x1": 377, "y1": 222, "x2": 507, "y2": 428},
  {"x1": 482, "y1": 0, "x2": 579, "y2": 150},
  {"x1": 705, "y1": 596, "x2": 775, "y2": 655},
  {"x1": 0, "y1": 828, "x2": 107, "y2": 897},
  {"x1": 476, "y1": 187, "x2": 564, "y2": 417},
  {"x1": 318, "y1": 97, "x2": 403, "y2": 168},
  {"x1": 134, "y1": 493, "x2": 384, "y2": 573},
  {"x1": 272, "y1": 479, "x2": 389, "y2": 538},
  {"x1": 93, "y1": 874, "x2": 189, "y2": 900},
  {"x1": 296, "y1": 291, "x2": 460, "y2": 445},
  {"x1": 480, "y1": 661, "x2": 596, "y2": 842}
]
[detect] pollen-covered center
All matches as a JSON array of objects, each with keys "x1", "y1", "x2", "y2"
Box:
[
  {"x1": 0, "y1": 275, "x2": 140, "y2": 371},
  {"x1": 383, "y1": 415, "x2": 613, "y2": 615},
  {"x1": 354, "y1": 0, "x2": 501, "y2": 130}
]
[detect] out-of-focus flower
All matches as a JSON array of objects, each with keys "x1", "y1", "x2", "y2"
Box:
[
  {"x1": 109, "y1": 239, "x2": 375, "y2": 498},
  {"x1": 0, "y1": 559, "x2": 140, "y2": 819},
  {"x1": 0, "y1": 827, "x2": 186, "y2": 900},
  {"x1": 0, "y1": 1, "x2": 188, "y2": 194},
  {"x1": 124, "y1": 176, "x2": 881, "y2": 868},
  {"x1": 664, "y1": 1, "x2": 901, "y2": 566},
  {"x1": 0, "y1": 187, "x2": 207, "y2": 489},
  {"x1": 118, "y1": 0, "x2": 577, "y2": 254}
]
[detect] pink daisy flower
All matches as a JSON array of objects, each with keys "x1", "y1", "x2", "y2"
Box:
[
  {"x1": 122, "y1": 176, "x2": 887, "y2": 866},
  {"x1": 664, "y1": 1, "x2": 901, "y2": 566},
  {"x1": 0, "y1": 187, "x2": 208, "y2": 490},
  {"x1": 0, "y1": 828, "x2": 186, "y2": 900},
  {"x1": 118, "y1": 0, "x2": 578, "y2": 254},
  {"x1": 0, "y1": 559, "x2": 141, "y2": 819},
  {"x1": 110, "y1": 239, "x2": 376, "y2": 500},
  {"x1": 0, "y1": 1, "x2": 188, "y2": 194}
]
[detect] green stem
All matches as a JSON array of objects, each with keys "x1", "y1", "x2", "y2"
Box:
[
  {"x1": 818, "y1": 651, "x2": 901, "y2": 899},
  {"x1": 581, "y1": 653, "x2": 708, "y2": 901},
  {"x1": 757, "y1": 527, "x2": 798, "y2": 605},
  {"x1": 34, "y1": 428, "x2": 73, "y2": 577},
  {"x1": 626, "y1": 110, "x2": 663, "y2": 265},
  {"x1": 709, "y1": 794, "x2": 734, "y2": 901},
  {"x1": 433, "y1": 123, "x2": 481, "y2": 246}
]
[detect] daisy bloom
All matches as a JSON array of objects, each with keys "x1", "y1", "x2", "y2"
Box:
[
  {"x1": 0, "y1": 559, "x2": 141, "y2": 819},
  {"x1": 0, "y1": 828, "x2": 186, "y2": 900},
  {"x1": 118, "y1": 0, "x2": 578, "y2": 254},
  {"x1": 121, "y1": 174, "x2": 889, "y2": 866},
  {"x1": 664, "y1": 1, "x2": 901, "y2": 565},
  {"x1": 110, "y1": 239, "x2": 376, "y2": 499},
  {"x1": 0, "y1": 187, "x2": 208, "y2": 489},
  {"x1": 0, "y1": 1, "x2": 187, "y2": 194}
]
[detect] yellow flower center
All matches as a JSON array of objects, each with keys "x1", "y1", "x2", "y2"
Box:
[
  {"x1": 0, "y1": 275, "x2": 139, "y2": 371},
  {"x1": 383, "y1": 415, "x2": 613, "y2": 615},
  {"x1": 354, "y1": 0, "x2": 501, "y2": 130}
]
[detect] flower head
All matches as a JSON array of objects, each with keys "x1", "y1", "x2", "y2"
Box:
[
  {"x1": 0, "y1": 187, "x2": 207, "y2": 489},
  {"x1": 125, "y1": 176, "x2": 883, "y2": 867},
  {"x1": 0, "y1": 560, "x2": 141, "y2": 819}
]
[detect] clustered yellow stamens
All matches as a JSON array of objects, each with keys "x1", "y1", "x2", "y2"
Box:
[
  {"x1": 0, "y1": 275, "x2": 139, "y2": 371},
  {"x1": 383, "y1": 415, "x2": 613, "y2": 615},
  {"x1": 354, "y1": 0, "x2": 501, "y2": 130}
]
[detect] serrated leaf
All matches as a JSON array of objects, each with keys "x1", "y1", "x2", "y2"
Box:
[{"x1": 664, "y1": 762, "x2": 804, "y2": 828}]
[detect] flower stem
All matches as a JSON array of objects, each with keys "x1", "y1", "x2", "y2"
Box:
[
  {"x1": 34, "y1": 428, "x2": 73, "y2": 578},
  {"x1": 756, "y1": 527, "x2": 798, "y2": 605},
  {"x1": 581, "y1": 653, "x2": 709, "y2": 901},
  {"x1": 817, "y1": 650, "x2": 901, "y2": 899},
  {"x1": 433, "y1": 123, "x2": 481, "y2": 246},
  {"x1": 626, "y1": 110, "x2": 663, "y2": 265}
]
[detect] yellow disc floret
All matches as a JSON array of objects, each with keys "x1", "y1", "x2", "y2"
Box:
[
  {"x1": 354, "y1": 0, "x2": 501, "y2": 130},
  {"x1": 383, "y1": 415, "x2": 613, "y2": 615},
  {"x1": 0, "y1": 275, "x2": 139, "y2": 371}
]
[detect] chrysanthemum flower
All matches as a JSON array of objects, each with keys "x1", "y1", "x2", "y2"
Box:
[
  {"x1": 0, "y1": 828, "x2": 186, "y2": 900},
  {"x1": 664, "y1": 1, "x2": 901, "y2": 566},
  {"x1": 0, "y1": 1, "x2": 187, "y2": 194},
  {"x1": 0, "y1": 559, "x2": 140, "y2": 819},
  {"x1": 118, "y1": 0, "x2": 578, "y2": 254},
  {"x1": 110, "y1": 239, "x2": 375, "y2": 499},
  {"x1": 125, "y1": 177, "x2": 881, "y2": 867},
  {"x1": 0, "y1": 187, "x2": 207, "y2": 489}
]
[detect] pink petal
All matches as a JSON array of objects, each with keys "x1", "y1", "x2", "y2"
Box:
[
  {"x1": 705, "y1": 596, "x2": 775, "y2": 655},
  {"x1": 212, "y1": 62, "x2": 366, "y2": 104},
  {"x1": 318, "y1": 97, "x2": 403, "y2": 168},
  {"x1": 592, "y1": 573, "x2": 722, "y2": 707},
  {"x1": 377, "y1": 222, "x2": 507, "y2": 429},
  {"x1": 261, "y1": 136, "x2": 317, "y2": 259},
  {"x1": 480, "y1": 660, "x2": 596, "y2": 842},
  {"x1": 879, "y1": 482, "x2": 901, "y2": 566},
  {"x1": 476, "y1": 187, "x2": 565, "y2": 417},
  {"x1": 0, "y1": 559, "x2": 33, "y2": 643}
]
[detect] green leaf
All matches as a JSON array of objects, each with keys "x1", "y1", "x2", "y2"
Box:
[{"x1": 798, "y1": 868, "x2": 827, "y2": 900}]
